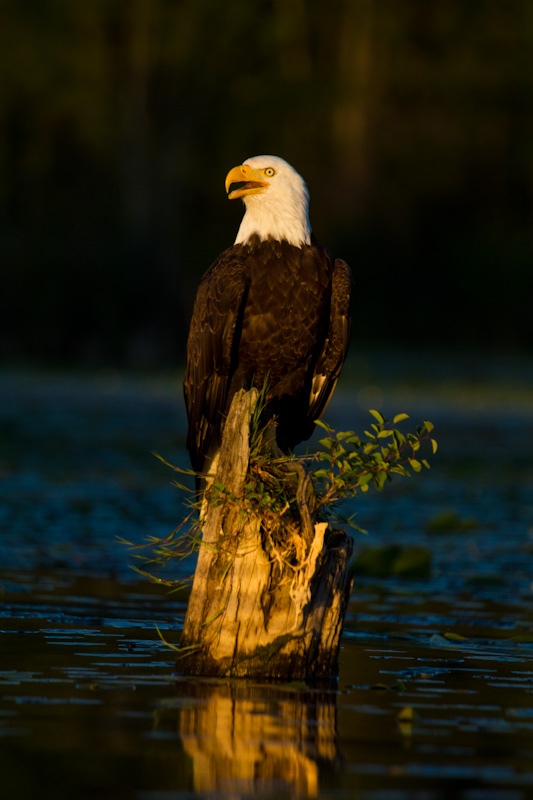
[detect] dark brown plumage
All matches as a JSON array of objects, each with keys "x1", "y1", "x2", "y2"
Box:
[{"x1": 184, "y1": 233, "x2": 353, "y2": 478}]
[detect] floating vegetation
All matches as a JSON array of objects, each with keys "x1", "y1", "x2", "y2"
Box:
[
  {"x1": 351, "y1": 544, "x2": 432, "y2": 579},
  {"x1": 426, "y1": 508, "x2": 479, "y2": 532}
]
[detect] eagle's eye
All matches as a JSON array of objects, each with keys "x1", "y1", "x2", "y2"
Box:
[{"x1": 264, "y1": 167, "x2": 276, "y2": 177}]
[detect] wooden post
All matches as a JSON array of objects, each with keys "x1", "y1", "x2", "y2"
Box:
[{"x1": 178, "y1": 388, "x2": 353, "y2": 681}]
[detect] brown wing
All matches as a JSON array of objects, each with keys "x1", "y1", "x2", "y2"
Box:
[
  {"x1": 183, "y1": 248, "x2": 248, "y2": 474},
  {"x1": 307, "y1": 258, "x2": 353, "y2": 425}
]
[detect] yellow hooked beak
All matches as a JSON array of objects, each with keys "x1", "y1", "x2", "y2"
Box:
[{"x1": 225, "y1": 164, "x2": 270, "y2": 200}]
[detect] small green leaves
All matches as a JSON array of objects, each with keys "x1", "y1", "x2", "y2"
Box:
[
  {"x1": 311, "y1": 409, "x2": 437, "y2": 514},
  {"x1": 358, "y1": 471, "x2": 373, "y2": 486},
  {"x1": 372, "y1": 470, "x2": 388, "y2": 490},
  {"x1": 393, "y1": 413, "x2": 410, "y2": 424},
  {"x1": 315, "y1": 419, "x2": 333, "y2": 432}
]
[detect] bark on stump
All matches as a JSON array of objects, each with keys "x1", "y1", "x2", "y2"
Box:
[{"x1": 178, "y1": 388, "x2": 354, "y2": 681}]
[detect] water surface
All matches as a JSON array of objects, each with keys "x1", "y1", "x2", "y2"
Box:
[{"x1": 1, "y1": 359, "x2": 533, "y2": 798}]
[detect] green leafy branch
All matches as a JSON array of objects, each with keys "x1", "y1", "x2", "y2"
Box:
[
  {"x1": 310, "y1": 410, "x2": 437, "y2": 523},
  {"x1": 122, "y1": 408, "x2": 437, "y2": 588}
]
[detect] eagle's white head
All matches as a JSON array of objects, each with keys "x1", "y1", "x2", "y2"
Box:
[{"x1": 225, "y1": 155, "x2": 312, "y2": 247}]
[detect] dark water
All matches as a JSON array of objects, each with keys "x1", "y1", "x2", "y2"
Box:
[{"x1": 1, "y1": 356, "x2": 533, "y2": 799}]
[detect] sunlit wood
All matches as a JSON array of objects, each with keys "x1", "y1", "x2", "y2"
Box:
[{"x1": 179, "y1": 388, "x2": 353, "y2": 680}]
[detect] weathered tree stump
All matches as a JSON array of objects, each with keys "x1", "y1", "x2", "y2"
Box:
[{"x1": 178, "y1": 388, "x2": 354, "y2": 681}]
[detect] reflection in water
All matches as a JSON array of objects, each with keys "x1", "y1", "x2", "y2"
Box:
[{"x1": 176, "y1": 680, "x2": 339, "y2": 797}]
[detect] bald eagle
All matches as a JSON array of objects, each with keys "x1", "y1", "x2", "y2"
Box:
[{"x1": 184, "y1": 155, "x2": 353, "y2": 483}]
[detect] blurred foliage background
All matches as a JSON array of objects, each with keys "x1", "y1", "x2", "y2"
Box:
[{"x1": 1, "y1": 0, "x2": 532, "y2": 366}]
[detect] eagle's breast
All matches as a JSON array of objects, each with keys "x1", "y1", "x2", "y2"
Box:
[{"x1": 234, "y1": 237, "x2": 332, "y2": 388}]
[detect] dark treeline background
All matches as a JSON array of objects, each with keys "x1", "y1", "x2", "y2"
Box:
[{"x1": 2, "y1": 0, "x2": 532, "y2": 366}]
